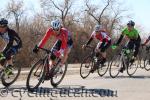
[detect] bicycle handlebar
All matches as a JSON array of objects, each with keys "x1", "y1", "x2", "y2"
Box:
[
  {"x1": 37, "y1": 47, "x2": 51, "y2": 54},
  {"x1": 85, "y1": 45, "x2": 95, "y2": 49}
]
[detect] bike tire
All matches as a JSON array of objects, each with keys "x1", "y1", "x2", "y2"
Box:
[
  {"x1": 80, "y1": 55, "x2": 93, "y2": 79},
  {"x1": 50, "y1": 62, "x2": 68, "y2": 88},
  {"x1": 26, "y1": 59, "x2": 45, "y2": 92},
  {"x1": 127, "y1": 56, "x2": 139, "y2": 77},
  {"x1": 1, "y1": 65, "x2": 21, "y2": 87},
  {"x1": 144, "y1": 54, "x2": 150, "y2": 71},
  {"x1": 109, "y1": 54, "x2": 121, "y2": 78},
  {"x1": 97, "y1": 61, "x2": 109, "y2": 77}
]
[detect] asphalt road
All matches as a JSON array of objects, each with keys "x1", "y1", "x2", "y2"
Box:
[{"x1": 0, "y1": 64, "x2": 150, "y2": 100}]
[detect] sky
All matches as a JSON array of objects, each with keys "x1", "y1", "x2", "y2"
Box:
[
  {"x1": 125, "y1": 0, "x2": 150, "y2": 33},
  {"x1": 0, "y1": 0, "x2": 150, "y2": 33}
]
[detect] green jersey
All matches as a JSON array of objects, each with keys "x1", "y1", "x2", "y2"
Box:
[{"x1": 122, "y1": 28, "x2": 139, "y2": 39}]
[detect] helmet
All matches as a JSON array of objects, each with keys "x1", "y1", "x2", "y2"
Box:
[
  {"x1": 0, "y1": 18, "x2": 8, "y2": 27},
  {"x1": 127, "y1": 20, "x2": 135, "y2": 26},
  {"x1": 94, "y1": 24, "x2": 102, "y2": 32},
  {"x1": 51, "y1": 19, "x2": 61, "y2": 30}
]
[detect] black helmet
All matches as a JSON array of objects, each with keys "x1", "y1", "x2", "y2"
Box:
[
  {"x1": 0, "y1": 18, "x2": 8, "y2": 27},
  {"x1": 127, "y1": 20, "x2": 135, "y2": 26}
]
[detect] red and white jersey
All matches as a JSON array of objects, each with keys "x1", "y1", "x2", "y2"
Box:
[
  {"x1": 91, "y1": 30, "x2": 111, "y2": 42},
  {"x1": 38, "y1": 27, "x2": 68, "y2": 50}
]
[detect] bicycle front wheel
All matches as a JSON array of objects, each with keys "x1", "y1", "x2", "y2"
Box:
[
  {"x1": 109, "y1": 54, "x2": 122, "y2": 78},
  {"x1": 26, "y1": 59, "x2": 45, "y2": 92},
  {"x1": 1, "y1": 65, "x2": 21, "y2": 87},
  {"x1": 97, "y1": 61, "x2": 109, "y2": 77},
  {"x1": 144, "y1": 54, "x2": 150, "y2": 71},
  {"x1": 80, "y1": 55, "x2": 93, "y2": 79},
  {"x1": 127, "y1": 56, "x2": 139, "y2": 77},
  {"x1": 50, "y1": 62, "x2": 68, "y2": 88}
]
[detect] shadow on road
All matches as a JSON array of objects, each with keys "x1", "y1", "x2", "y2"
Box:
[
  {"x1": 0, "y1": 85, "x2": 117, "y2": 98},
  {"x1": 102, "y1": 75, "x2": 150, "y2": 79}
]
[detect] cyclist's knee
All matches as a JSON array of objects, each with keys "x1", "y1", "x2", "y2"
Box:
[
  {"x1": 100, "y1": 48, "x2": 106, "y2": 52},
  {"x1": 0, "y1": 59, "x2": 5, "y2": 66}
]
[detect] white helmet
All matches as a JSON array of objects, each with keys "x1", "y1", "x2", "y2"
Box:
[
  {"x1": 51, "y1": 19, "x2": 61, "y2": 30},
  {"x1": 94, "y1": 24, "x2": 102, "y2": 32}
]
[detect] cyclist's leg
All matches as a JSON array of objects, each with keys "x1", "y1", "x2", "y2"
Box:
[
  {"x1": 0, "y1": 59, "x2": 5, "y2": 72},
  {"x1": 61, "y1": 48, "x2": 71, "y2": 64},
  {"x1": 95, "y1": 42, "x2": 101, "y2": 57},
  {"x1": 50, "y1": 40, "x2": 62, "y2": 64},
  {"x1": 0, "y1": 52, "x2": 6, "y2": 66},
  {"x1": 0, "y1": 46, "x2": 18, "y2": 75},
  {"x1": 61, "y1": 38, "x2": 73, "y2": 64},
  {"x1": 90, "y1": 42, "x2": 101, "y2": 73},
  {"x1": 4, "y1": 46, "x2": 19, "y2": 66},
  {"x1": 127, "y1": 40, "x2": 135, "y2": 60},
  {"x1": 134, "y1": 36, "x2": 141, "y2": 58},
  {"x1": 0, "y1": 53, "x2": 6, "y2": 74},
  {"x1": 127, "y1": 40, "x2": 134, "y2": 50},
  {"x1": 100, "y1": 40, "x2": 111, "y2": 64}
]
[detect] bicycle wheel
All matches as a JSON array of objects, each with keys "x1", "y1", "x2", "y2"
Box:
[
  {"x1": 50, "y1": 62, "x2": 68, "y2": 88},
  {"x1": 1, "y1": 65, "x2": 21, "y2": 87},
  {"x1": 144, "y1": 54, "x2": 150, "y2": 71},
  {"x1": 26, "y1": 59, "x2": 46, "y2": 92},
  {"x1": 109, "y1": 54, "x2": 122, "y2": 78},
  {"x1": 140, "y1": 58, "x2": 145, "y2": 69},
  {"x1": 97, "y1": 61, "x2": 109, "y2": 77},
  {"x1": 138, "y1": 49, "x2": 145, "y2": 69},
  {"x1": 127, "y1": 56, "x2": 139, "y2": 77},
  {"x1": 80, "y1": 55, "x2": 93, "y2": 79}
]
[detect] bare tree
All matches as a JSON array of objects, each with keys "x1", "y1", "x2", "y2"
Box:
[
  {"x1": 85, "y1": 0, "x2": 113, "y2": 24},
  {"x1": 84, "y1": 0, "x2": 130, "y2": 36},
  {"x1": 6, "y1": 0, "x2": 25, "y2": 33},
  {"x1": 41, "y1": 0, "x2": 75, "y2": 27}
]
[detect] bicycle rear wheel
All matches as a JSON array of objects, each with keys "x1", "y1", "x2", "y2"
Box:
[
  {"x1": 1, "y1": 65, "x2": 21, "y2": 87},
  {"x1": 127, "y1": 56, "x2": 139, "y2": 77},
  {"x1": 26, "y1": 59, "x2": 46, "y2": 92},
  {"x1": 50, "y1": 62, "x2": 68, "y2": 88},
  {"x1": 144, "y1": 54, "x2": 150, "y2": 71},
  {"x1": 80, "y1": 55, "x2": 93, "y2": 79},
  {"x1": 109, "y1": 54, "x2": 122, "y2": 78}
]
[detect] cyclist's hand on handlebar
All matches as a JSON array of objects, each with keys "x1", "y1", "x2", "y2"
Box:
[
  {"x1": 111, "y1": 44, "x2": 118, "y2": 50},
  {"x1": 33, "y1": 45, "x2": 39, "y2": 53}
]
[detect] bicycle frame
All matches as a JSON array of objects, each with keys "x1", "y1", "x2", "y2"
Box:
[
  {"x1": 119, "y1": 48, "x2": 129, "y2": 70},
  {"x1": 86, "y1": 45, "x2": 103, "y2": 62},
  {"x1": 146, "y1": 46, "x2": 150, "y2": 54},
  {"x1": 35, "y1": 47, "x2": 62, "y2": 77}
]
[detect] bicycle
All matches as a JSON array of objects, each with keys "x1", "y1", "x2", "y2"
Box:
[
  {"x1": 140, "y1": 46, "x2": 150, "y2": 71},
  {"x1": 80, "y1": 45, "x2": 109, "y2": 79},
  {"x1": 26, "y1": 47, "x2": 68, "y2": 91},
  {"x1": 138, "y1": 46, "x2": 145, "y2": 69},
  {"x1": 0, "y1": 53, "x2": 21, "y2": 87},
  {"x1": 109, "y1": 45, "x2": 139, "y2": 78}
]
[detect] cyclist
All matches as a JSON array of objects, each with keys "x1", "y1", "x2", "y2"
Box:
[
  {"x1": 112, "y1": 20, "x2": 141, "y2": 72},
  {"x1": 0, "y1": 18, "x2": 22, "y2": 74},
  {"x1": 33, "y1": 19, "x2": 73, "y2": 78},
  {"x1": 141, "y1": 35, "x2": 150, "y2": 46},
  {"x1": 82, "y1": 24, "x2": 111, "y2": 73}
]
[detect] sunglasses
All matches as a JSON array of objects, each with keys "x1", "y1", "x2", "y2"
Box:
[
  {"x1": 0, "y1": 25, "x2": 7, "y2": 28},
  {"x1": 53, "y1": 28, "x2": 60, "y2": 31}
]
